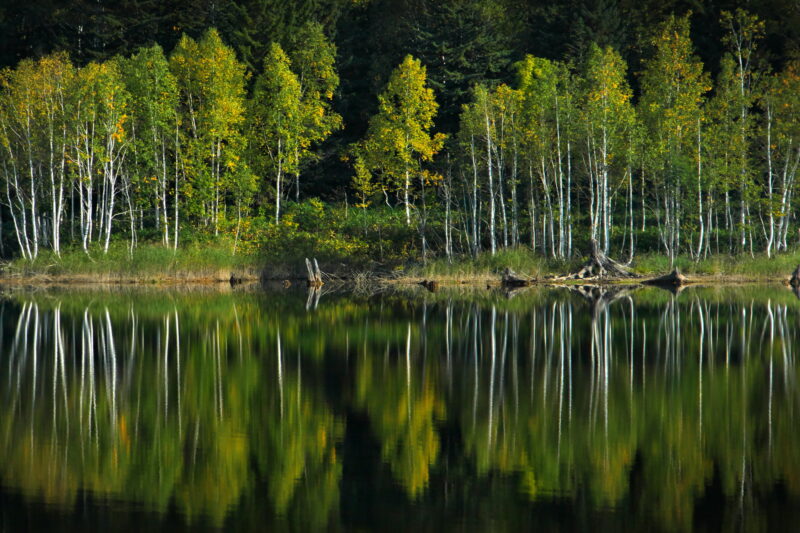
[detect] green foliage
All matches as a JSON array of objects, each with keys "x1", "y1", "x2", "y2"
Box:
[
  {"x1": 3, "y1": 286, "x2": 800, "y2": 528},
  {"x1": 4, "y1": 240, "x2": 258, "y2": 279},
  {"x1": 248, "y1": 42, "x2": 303, "y2": 221},
  {"x1": 287, "y1": 21, "x2": 343, "y2": 150},
  {"x1": 355, "y1": 55, "x2": 446, "y2": 207},
  {"x1": 170, "y1": 29, "x2": 247, "y2": 227},
  {"x1": 2, "y1": 7, "x2": 800, "y2": 270}
]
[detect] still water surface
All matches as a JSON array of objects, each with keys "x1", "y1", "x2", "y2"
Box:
[{"x1": 0, "y1": 285, "x2": 799, "y2": 531}]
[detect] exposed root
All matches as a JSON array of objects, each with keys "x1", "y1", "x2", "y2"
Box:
[{"x1": 553, "y1": 239, "x2": 638, "y2": 281}]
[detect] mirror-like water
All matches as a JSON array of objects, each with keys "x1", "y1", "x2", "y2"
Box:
[{"x1": 0, "y1": 285, "x2": 799, "y2": 531}]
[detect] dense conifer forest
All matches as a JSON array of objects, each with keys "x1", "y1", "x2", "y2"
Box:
[{"x1": 1, "y1": 0, "x2": 800, "y2": 268}]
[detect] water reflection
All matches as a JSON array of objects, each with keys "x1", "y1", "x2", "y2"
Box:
[{"x1": 0, "y1": 287, "x2": 798, "y2": 530}]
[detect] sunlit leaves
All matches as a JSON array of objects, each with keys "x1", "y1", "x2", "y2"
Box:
[{"x1": 354, "y1": 55, "x2": 445, "y2": 213}]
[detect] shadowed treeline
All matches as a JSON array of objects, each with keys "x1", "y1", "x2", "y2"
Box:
[{"x1": 0, "y1": 287, "x2": 799, "y2": 530}]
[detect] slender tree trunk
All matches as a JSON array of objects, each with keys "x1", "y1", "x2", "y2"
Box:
[
  {"x1": 567, "y1": 140, "x2": 573, "y2": 257},
  {"x1": 485, "y1": 108, "x2": 496, "y2": 255},
  {"x1": 276, "y1": 138, "x2": 283, "y2": 224},
  {"x1": 470, "y1": 135, "x2": 479, "y2": 256},
  {"x1": 174, "y1": 125, "x2": 180, "y2": 251},
  {"x1": 628, "y1": 167, "x2": 634, "y2": 263},
  {"x1": 765, "y1": 105, "x2": 774, "y2": 257},
  {"x1": 697, "y1": 118, "x2": 705, "y2": 259}
]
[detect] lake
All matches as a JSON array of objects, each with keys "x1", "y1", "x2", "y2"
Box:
[{"x1": 0, "y1": 284, "x2": 798, "y2": 531}]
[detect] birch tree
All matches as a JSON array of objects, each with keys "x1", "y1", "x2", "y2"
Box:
[
  {"x1": 721, "y1": 9, "x2": 764, "y2": 253},
  {"x1": 76, "y1": 59, "x2": 130, "y2": 254},
  {"x1": 122, "y1": 45, "x2": 179, "y2": 249},
  {"x1": 581, "y1": 44, "x2": 635, "y2": 255},
  {"x1": 249, "y1": 42, "x2": 302, "y2": 224},
  {"x1": 639, "y1": 14, "x2": 710, "y2": 263},
  {"x1": 170, "y1": 29, "x2": 247, "y2": 235},
  {"x1": 761, "y1": 61, "x2": 800, "y2": 255},
  {"x1": 356, "y1": 55, "x2": 445, "y2": 226},
  {"x1": 287, "y1": 22, "x2": 343, "y2": 201},
  {"x1": 0, "y1": 54, "x2": 74, "y2": 258}
]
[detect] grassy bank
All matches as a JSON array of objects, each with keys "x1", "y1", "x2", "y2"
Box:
[
  {"x1": 405, "y1": 248, "x2": 800, "y2": 283},
  {"x1": 0, "y1": 241, "x2": 264, "y2": 283},
  {"x1": 4, "y1": 240, "x2": 800, "y2": 286}
]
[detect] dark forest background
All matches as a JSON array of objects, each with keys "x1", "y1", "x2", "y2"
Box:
[{"x1": 3, "y1": 0, "x2": 797, "y2": 198}]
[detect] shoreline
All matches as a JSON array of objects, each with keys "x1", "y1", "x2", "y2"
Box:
[
  {"x1": 0, "y1": 270, "x2": 794, "y2": 288},
  {"x1": 3, "y1": 245, "x2": 799, "y2": 288}
]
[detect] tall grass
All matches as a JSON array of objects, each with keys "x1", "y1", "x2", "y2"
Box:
[
  {"x1": 408, "y1": 248, "x2": 582, "y2": 280},
  {"x1": 5, "y1": 233, "x2": 800, "y2": 282},
  {"x1": 409, "y1": 248, "x2": 800, "y2": 281},
  {"x1": 631, "y1": 251, "x2": 800, "y2": 278},
  {"x1": 2, "y1": 240, "x2": 260, "y2": 279}
]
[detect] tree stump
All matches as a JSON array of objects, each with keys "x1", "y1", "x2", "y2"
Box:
[
  {"x1": 305, "y1": 258, "x2": 324, "y2": 287},
  {"x1": 555, "y1": 239, "x2": 638, "y2": 281},
  {"x1": 419, "y1": 280, "x2": 439, "y2": 292},
  {"x1": 644, "y1": 268, "x2": 687, "y2": 287},
  {"x1": 501, "y1": 268, "x2": 532, "y2": 288},
  {"x1": 790, "y1": 265, "x2": 800, "y2": 287}
]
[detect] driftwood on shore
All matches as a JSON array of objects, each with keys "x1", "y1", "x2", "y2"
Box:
[{"x1": 305, "y1": 258, "x2": 324, "y2": 287}]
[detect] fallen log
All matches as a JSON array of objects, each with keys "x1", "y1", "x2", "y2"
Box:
[
  {"x1": 501, "y1": 268, "x2": 532, "y2": 288},
  {"x1": 644, "y1": 268, "x2": 687, "y2": 287}
]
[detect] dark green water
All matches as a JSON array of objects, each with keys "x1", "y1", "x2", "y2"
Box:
[{"x1": 0, "y1": 285, "x2": 799, "y2": 531}]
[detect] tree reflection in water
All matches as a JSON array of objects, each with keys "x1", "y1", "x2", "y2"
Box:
[{"x1": 0, "y1": 286, "x2": 798, "y2": 530}]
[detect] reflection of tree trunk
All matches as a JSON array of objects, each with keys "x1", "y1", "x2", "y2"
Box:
[
  {"x1": 697, "y1": 297, "x2": 704, "y2": 439},
  {"x1": 306, "y1": 286, "x2": 322, "y2": 310},
  {"x1": 487, "y1": 307, "x2": 496, "y2": 447},
  {"x1": 175, "y1": 309, "x2": 182, "y2": 437},
  {"x1": 277, "y1": 329, "x2": 283, "y2": 419},
  {"x1": 406, "y1": 324, "x2": 412, "y2": 423}
]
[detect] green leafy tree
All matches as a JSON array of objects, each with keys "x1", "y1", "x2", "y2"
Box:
[
  {"x1": 720, "y1": 9, "x2": 764, "y2": 252},
  {"x1": 121, "y1": 44, "x2": 179, "y2": 249},
  {"x1": 638, "y1": 13, "x2": 711, "y2": 261},
  {"x1": 760, "y1": 61, "x2": 800, "y2": 255},
  {"x1": 170, "y1": 29, "x2": 247, "y2": 237},
  {"x1": 518, "y1": 56, "x2": 573, "y2": 258},
  {"x1": 287, "y1": 21, "x2": 343, "y2": 201},
  {"x1": 355, "y1": 55, "x2": 445, "y2": 226},
  {"x1": 581, "y1": 43, "x2": 635, "y2": 254},
  {"x1": 248, "y1": 42, "x2": 303, "y2": 223},
  {"x1": 71, "y1": 58, "x2": 130, "y2": 254},
  {"x1": 0, "y1": 53, "x2": 75, "y2": 259}
]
